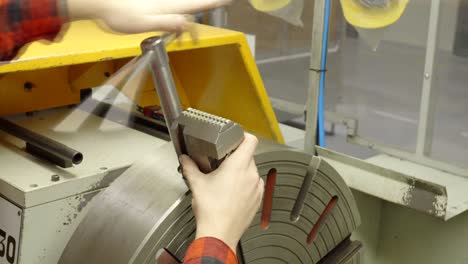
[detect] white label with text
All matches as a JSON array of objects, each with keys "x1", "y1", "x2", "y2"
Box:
[{"x1": 0, "y1": 196, "x2": 21, "y2": 264}]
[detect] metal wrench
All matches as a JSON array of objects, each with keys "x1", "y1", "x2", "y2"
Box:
[{"x1": 140, "y1": 35, "x2": 244, "y2": 173}]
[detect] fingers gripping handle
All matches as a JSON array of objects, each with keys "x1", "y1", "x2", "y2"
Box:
[
  {"x1": 178, "y1": 108, "x2": 245, "y2": 173},
  {"x1": 141, "y1": 36, "x2": 244, "y2": 172}
]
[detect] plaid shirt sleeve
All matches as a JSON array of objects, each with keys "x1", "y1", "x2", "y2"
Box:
[
  {"x1": 184, "y1": 237, "x2": 238, "y2": 264},
  {"x1": 0, "y1": 0, "x2": 66, "y2": 61}
]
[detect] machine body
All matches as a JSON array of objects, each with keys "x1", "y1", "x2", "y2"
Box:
[{"x1": 0, "y1": 22, "x2": 361, "y2": 264}]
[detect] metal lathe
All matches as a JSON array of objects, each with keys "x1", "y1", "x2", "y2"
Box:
[{"x1": 0, "y1": 22, "x2": 362, "y2": 264}]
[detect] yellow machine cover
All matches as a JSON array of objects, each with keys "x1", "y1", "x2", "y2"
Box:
[{"x1": 0, "y1": 21, "x2": 283, "y2": 143}]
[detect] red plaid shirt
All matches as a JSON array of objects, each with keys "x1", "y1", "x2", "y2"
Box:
[
  {"x1": 0, "y1": 0, "x2": 64, "y2": 60},
  {"x1": 185, "y1": 237, "x2": 237, "y2": 264}
]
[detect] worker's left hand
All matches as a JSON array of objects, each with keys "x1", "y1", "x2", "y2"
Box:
[{"x1": 66, "y1": 0, "x2": 232, "y2": 33}]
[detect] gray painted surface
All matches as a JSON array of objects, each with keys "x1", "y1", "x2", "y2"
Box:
[
  {"x1": 19, "y1": 190, "x2": 100, "y2": 264},
  {"x1": 350, "y1": 189, "x2": 468, "y2": 264},
  {"x1": 376, "y1": 201, "x2": 468, "y2": 264}
]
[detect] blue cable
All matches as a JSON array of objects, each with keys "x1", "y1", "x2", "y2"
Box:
[{"x1": 317, "y1": 0, "x2": 331, "y2": 147}]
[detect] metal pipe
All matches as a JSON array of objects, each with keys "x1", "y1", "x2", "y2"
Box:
[
  {"x1": 416, "y1": 0, "x2": 440, "y2": 156},
  {"x1": 208, "y1": 7, "x2": 227, "y2": 27},
  {"x1": 141, "y1": 35, "x2": 184, "y2": 156},
  {"x1": 141, "y1": 35, "x2": 182, "y2": 128},
  {"x1": 0, "y1": 118, "x2": 83, "y2": 168},
  {"x1": 304, "y1": 0, "x2": 327, "y2": 154}
]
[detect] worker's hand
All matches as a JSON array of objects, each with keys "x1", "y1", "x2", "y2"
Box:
[
  {"x1": 66, "y1": 0, "x2": 232, "y2": 33},
  {"x1": 180, "y1": 133, "x2": 264, "y2": 252}
]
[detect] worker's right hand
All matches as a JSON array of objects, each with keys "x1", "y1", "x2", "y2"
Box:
[
  {"x1": 180, "y1": 133, "x2": 264, "y2": 253},
  {"x1": 66, "y1": 0, "x2": 232, "y2": 33}
]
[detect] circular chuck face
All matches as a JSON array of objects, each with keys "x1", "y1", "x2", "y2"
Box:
[{"x1": 60, "y1": 141, "x2": 361, "y2": 264}]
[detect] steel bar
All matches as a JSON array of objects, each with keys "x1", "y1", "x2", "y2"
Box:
[
  {"x1": 141, "y1": 35, "x2": 184, "y2": 156},
  {"x1": 141, "y1": 35, "x2": 181, "y2": 129},
  {"x1": 0, "y1": 118, "x2": 83, "y2": 168},
  {"x1": 208, "y1": 7, "x2": 227, "y2": 27},
  {"x1": 416, "y1": 0, "x2": 441, "y2": 156},
  {"x1": 305, "y1": 0, "x2": 327, "y2": 154}
]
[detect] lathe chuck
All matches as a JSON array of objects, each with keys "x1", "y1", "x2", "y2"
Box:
[{"x1": 60, "y1": 139, "x2": 361, "y2": 263}]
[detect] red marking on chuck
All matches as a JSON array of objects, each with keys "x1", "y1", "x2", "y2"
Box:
[
  {"x1": 307, "y1": 196, "x2": 338, "y2": 245},
  {"x1": 261, "y1": 168, "x2": 277, "y2": 230}
]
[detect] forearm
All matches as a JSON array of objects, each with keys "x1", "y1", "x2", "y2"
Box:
[
  {"x1": 0, "y1": 0, "x2": 113, "y2": 61},
  {"x1": 0, "y1": 0, "x2": 111, "y2": 61},
  {"x1": 65, "y1": 0, "x2": 101, "y2": 20},
  {"x1": 0, "y1": 0, "x2": 233, "y2": 60}
]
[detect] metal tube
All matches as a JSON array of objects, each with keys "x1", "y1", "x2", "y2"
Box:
[
  {"x1": 141, "y1": 35, "x2": 184, "y2": 156},
  {"x1": 141, "y1": 35, "x2": 182, "y2": 128},
  {"x1": 0, "y1": 118, "x2": 83, "y2": 168},
  {"x1": 304, "y1": 0, "x2": 327, "y2": 154},
  {"x1": 416, "y1": 0, "x2": 440, "y2": 156},
  {"x1": 208, "y1": 7, "x2": 227, "y2": 27}
]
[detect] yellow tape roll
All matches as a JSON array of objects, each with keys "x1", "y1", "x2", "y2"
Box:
[
  {"x1": 250, "y1": 0, "x2": 291, "y2": 12},
  {"x1": 341, "y1": 0, "x2": 409, "y2": 29}
]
